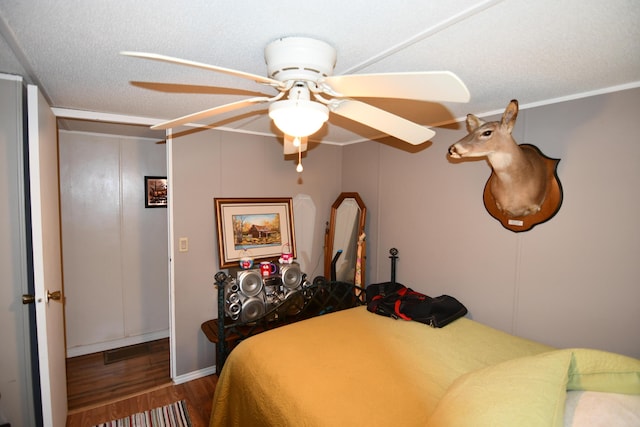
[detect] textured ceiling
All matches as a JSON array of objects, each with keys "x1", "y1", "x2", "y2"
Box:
[{"x1": 1, "y1": 0, "x2": 639, "y2": 144}]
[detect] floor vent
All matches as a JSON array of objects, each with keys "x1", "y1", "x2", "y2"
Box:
[{"x1": 103, "y1": 342, "x2": 151, "y2": 364}]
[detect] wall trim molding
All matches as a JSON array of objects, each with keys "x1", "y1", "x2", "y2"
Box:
[
  {"x1": 51, "y1": 82, "x2": 640, "y2": 148},
  {"x1": 58, "y1": 128, "x2": 161, "y2": 141},
  {"x1": 172, "y1": 365, "x2": 217, "y2": 385},
  {"x1": 52, "y1": 107, "x2": 160, "y2": 126},
  {"x1": 66, "y1": 329, "x2": 169, "y2": 358},
  {"x1": 459, "y1": 81, "x2": 640, "y2": 123}
]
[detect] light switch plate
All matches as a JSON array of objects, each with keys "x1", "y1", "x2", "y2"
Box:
[{"x1": 179, "y1": 237, "x2": 188, "y2": 252}]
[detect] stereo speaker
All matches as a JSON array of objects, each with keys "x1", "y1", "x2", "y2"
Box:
[
  {"x1": 280, "y1": 262, "x2": 302, "y2": 290},
  {"x1": 236, "y1": 269, "x2": 263, "y2": 296},
  {"x1": 223, "y1": 262, "x2": 306, "y2": 323},
  {"x1": 223, "y1": 269, "x2": 266, "y2": 323}
]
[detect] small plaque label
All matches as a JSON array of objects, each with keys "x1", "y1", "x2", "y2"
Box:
[{"x1": 508, "y1": 219, "x2": 524, "y2": 226}]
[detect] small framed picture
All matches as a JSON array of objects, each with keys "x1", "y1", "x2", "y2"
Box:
[
  {"x1": 145, "y1": 176, "x2": 167, "y2": 208},
  {"x1": 214, "y1": 197, "x2": 296, "y2": 268}
]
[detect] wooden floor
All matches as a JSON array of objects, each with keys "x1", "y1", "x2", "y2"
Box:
[
  {"x1": 66, "y1": 338, "x2": 172, "y2": 410},
  {"x1": 66, "y1": 375, "x2": 217, "y2": 426},
  {"x1": 65, "y1": 338, "x2": 217, "y2": 426}
]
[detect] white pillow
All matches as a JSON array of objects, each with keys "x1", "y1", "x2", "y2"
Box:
[{"x1": 564, "y1": 390, "x2": 640, "y2": 427}]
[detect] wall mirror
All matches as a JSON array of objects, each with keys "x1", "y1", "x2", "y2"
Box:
[{"x1": 324, "y1": 192, "x2": 366, "y2": 285}]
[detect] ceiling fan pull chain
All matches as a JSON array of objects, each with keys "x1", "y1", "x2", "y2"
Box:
[{"x1": 296, "y1": 145, "x2": 304, "y2": 173}]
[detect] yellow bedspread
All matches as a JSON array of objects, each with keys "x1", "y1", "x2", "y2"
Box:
[{"x1": 210, "y1": 306, "x2": 555, "y2": 426}]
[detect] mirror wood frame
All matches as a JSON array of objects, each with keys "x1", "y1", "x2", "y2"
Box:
[{"x1": 324, "y1": 192, "x2": 367, "y2": 285}]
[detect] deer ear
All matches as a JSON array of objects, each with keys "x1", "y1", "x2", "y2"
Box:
[
  {"x1": 501, "y1": 100, "x2": 519, "y2": 133},
  {"x1": 466, "y1": 114, "x2": 484, "y2": 132}
]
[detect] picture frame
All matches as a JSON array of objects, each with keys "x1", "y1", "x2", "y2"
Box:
[
  {"x1": 215, "y1": 197, "x2": 296, "y2": 268},
  {"x1": 145, "y1": 176, "x2": 167, "y2": 208}
]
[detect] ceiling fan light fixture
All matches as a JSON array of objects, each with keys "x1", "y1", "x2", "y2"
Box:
[{"x1": 269, "y1": 99, "x2": 329, "y2": 137}]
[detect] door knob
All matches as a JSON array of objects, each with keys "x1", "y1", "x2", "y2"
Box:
[
  {"x1": 22, "y1": 294, "x2": 35, "y2": 304},
  {"x1": 47, "y1": 290, "x2": 62, "y2": 302}
]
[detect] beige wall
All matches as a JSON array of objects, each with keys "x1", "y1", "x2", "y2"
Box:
[
  {"x1": 170, "y1": 130, "x2": 343, "y2": 376},
  {"x1": 342, "y1": 88, "x2": 640, "y2": 358},
  {"x1": 55, "y1": 87, "x2": 639, "y2": 382}
]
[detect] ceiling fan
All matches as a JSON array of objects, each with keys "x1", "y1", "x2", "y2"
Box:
[{"x1": 122, "y1": 36, "x2": 470, "y2": 170}]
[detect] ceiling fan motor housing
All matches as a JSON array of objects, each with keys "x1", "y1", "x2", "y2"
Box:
[{"x1": 265, "y1": 37, "x2": 337, "y2": 83}]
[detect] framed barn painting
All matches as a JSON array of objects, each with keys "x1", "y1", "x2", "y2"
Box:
[
  {"x1": 214, "y1": 197, "x2": 296, "y2": 268},
  {"x1": 145, "y1": 176, "x2": 167, "y2": 208}
]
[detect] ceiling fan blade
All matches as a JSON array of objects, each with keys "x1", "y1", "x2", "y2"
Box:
[
  {"x1": 324, "y1": 71, "x2": 470, "y2": 103},
  {"x1": 283, "y1": 135, "x2": 308, "y2": 155},
  {"x1": 151, "y1": 97, "x2": 270, "y2": 130},
  {"x1": 121, "y1": 51, "x2": 284, "y2": 88},
  {"x1": 331, "y1": 100, "x2": 435, "y2": 145}
]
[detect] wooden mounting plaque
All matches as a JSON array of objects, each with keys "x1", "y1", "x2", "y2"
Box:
[{"x1": 483, "y1": 145, "x2": 563, "y2": 232}]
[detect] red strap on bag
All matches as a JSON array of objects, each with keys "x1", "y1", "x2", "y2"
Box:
[{"x1": 394, "y1": 299, "x2": 412, "y2": 320}]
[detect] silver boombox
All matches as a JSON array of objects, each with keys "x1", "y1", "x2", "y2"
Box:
[{"x1": 223, "y1": 262, "x2": 309, "y2": 323}]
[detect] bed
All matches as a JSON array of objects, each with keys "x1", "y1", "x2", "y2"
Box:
[{"x1": 209, "y1": 303, "x2": 640, "y2": 426}]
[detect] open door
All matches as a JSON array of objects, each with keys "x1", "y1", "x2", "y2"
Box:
[{"x1": 27, "y1": 84, "x2": 68, "y2": 426}]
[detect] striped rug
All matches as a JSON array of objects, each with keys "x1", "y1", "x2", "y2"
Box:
[{"x1": 93, "y1": 400, "x2": 192, "y2": 427}]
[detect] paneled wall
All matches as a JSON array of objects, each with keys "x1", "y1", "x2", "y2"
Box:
[
  {"x1": 170, "y1": 130, "x2": 343, "y2": 377},
  {"x1": 59, "y1": 131, "x2": 168, "y2": 356},
  {"x1": 342, "y1": 88, "x2": 640, "y2": 358},
  {"x1": 169, "y1": 87, "x2": 639, "y2": 378},
  {"x1": 53, "y1": 86, "x2": 639, "y2": 381}
]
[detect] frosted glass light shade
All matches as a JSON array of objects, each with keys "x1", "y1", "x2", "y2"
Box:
[{"x1": 269, "y1": 99, "x2": 329, "y2": 137}]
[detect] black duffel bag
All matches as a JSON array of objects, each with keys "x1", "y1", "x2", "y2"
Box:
[{"x1": 366, "y1": 282, "x2": 467, "y2": 328}]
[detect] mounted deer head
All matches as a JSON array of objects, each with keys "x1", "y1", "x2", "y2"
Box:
[{"x1": 448, "y1": 100, "x2": 551, "y2": 219}]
